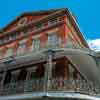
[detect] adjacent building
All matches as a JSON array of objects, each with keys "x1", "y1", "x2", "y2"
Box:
[{"x1": 0, "y1": 8, "x2": 99, "y2": 100}]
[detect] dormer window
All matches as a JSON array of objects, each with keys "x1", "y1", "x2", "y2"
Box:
[
  {"x1": 34, "y1": 22, "x2": 43, "y2": 30},
  {"x1": 18, "y1": 17, "x2": 27, "y2": 26},
  {"x1": 48, "y1": 18, "x2": 58, "y2": 25},
  {"x1": 23, "y1": 29, "x2": 28, "y2": 35}
]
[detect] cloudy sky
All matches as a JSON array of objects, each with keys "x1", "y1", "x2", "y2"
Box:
[{"x1": 0, "y1": 0, "x2": 99, "y2": 51}]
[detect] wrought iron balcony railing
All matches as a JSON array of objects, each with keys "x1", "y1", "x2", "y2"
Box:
[
  {"x1": 48, "y1": 79, "x2": 100, "y2": 96},
  {"x1": 0, "y1": 78, "x2": 44, "y2": 96},
  {"x1": 0, "y1": 78, "x2": 100, "y2": 96}
]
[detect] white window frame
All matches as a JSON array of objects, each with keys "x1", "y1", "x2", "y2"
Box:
[
  {"x1": 6, "y1": 47, "x2": 13, "y2": 57},
  {"x1": 48, "y1": 18, "x2": 58, "y2": 26},
  {"x1": 17, "y1": 39, "x2": 27, "y2": 55},
  {"x1": 47, "y1": 32, "x2": 60, "y2": 47},
  {"x1": 32, "y1": 35, "x2": 41, "y2": 51}
]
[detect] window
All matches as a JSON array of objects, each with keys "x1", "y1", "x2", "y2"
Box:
[
  {"x1": 4, "y1": 36, "x2": 9, "y2": 43},
  {"x1": 0, "y1": 39, "x2": 3, "y2": 45},
  {"x1": 18, "y1": 17, "x2": 27, "y2": 26},
  {"x1": 10, "y1": 33, "x2": 17, "y2": 40},
  {"x1": 0, "y1": 49, "x2": 3, "y2": 59},
  {"x1": 68, "y1": 34, "x2": 73, "y2": 48},
  {"x1": 19, "y1": 42, "x2": 26, "y2": 49},
  {"x1": 49, "y1": 18, "x2": 58, "y2": 25},
  {"x1": 6, "y1": 48, "x2": 13, "y2": 57},
  {"x1": 17, "y1": 41, "x2": 27, "y2": 55},
  {"x1": 48, "y1": 33, "x2": 59, "y2": 47},
  {"x1": 32, "y1": 38, "x2": 40, "y2": 51},
  {"x1": 34, "y1": 22, "x2": 43, "y2": 30},
  {"x1": 23, "y1": 29, "x2": 28, "y2": 35}
]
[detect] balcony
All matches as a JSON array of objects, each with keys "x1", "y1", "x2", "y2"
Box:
[
  {"x1": 0, "y1": 78, "x2": 100, "y2": 96},
  {"x1": 0, "y1": 78, "x2": 44, "y2": 96}
]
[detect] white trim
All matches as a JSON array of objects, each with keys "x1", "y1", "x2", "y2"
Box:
[
  {"x1": 47, "y1": 28, "x2": 58, "y2": 34},
  {"x1": 18, "y1": 17, "x2": 27, "y2": 26},
  {"x1": 32, "y1": 34, "x2": 41, "y2": 39},
  {"x1": 19, "y1": 39, "x2": 27, "y2": 44}
]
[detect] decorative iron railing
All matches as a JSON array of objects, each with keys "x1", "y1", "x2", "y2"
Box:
[
  {"x1": 0, "y1": 78, "x2": 100, "y2": 96},
  {"x1": 0, "y1": 78, "x2": 44, "y2": 96},
  {"x1": 48, "y1": 79, "x2": 100, "y2": 96}
]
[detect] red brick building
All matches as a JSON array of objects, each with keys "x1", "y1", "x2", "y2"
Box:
[{"x1": 0, "y1": 8, "x2": 99, "y2": 100}]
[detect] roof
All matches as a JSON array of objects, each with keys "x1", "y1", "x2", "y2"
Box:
[
  {"x1": 0, "y1": 8, "x2": 89, "y2": 48},
  {"x1": 1, "y1": 8, "x2": 64, "y2": 32}
]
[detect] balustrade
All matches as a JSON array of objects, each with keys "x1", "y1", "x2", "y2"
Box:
[{"x1": 0, "y1": 78, "x2": 100, "y2": 96}]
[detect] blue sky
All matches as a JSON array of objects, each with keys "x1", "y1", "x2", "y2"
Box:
[{"x1": 0, "y1": 0, "x2": 100, "y2": 51}]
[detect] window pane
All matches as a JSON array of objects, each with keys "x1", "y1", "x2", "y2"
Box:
[
  {"x1": 6, "y1": 48, "x2": 13, "y2": 57},
  {"x1": 48, "y1": 33, "x2": 59, "y2": 46},
  {"x1": 32, "y1": 38, "x2": 40, "y2": 50},
  {"x1": 68, "y1": 34, "x2": 73, "y2": 48},
  {"x1": 19, "y1": 42, "x2": 26, "y2": 48},
  {"x1": 35, "y1": 22, "x2": 43, "y2": 29},
  {"x1": 49, "y1": 18, "x2": 57, "y2": 25},
  {"x1": 0, "y1": 49, "x2": 3, "y2": 59},
  {"x1": 17, "y1": 42, "x2": 27, "y2": 55}
]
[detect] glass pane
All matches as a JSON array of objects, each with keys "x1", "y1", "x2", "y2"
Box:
[
  {"x1": 35, "y1": 22, "x2": 43, "y2": 29},
  {"x1": 32, "y1": 38, "x2": 40, "y2": 50},
  {"x1": 68, "y1": 35, "x2": 73, "y2": 48},
  {"x1": 6, "y1": 48, "x2": 13, "y2": 57},
  {"x1": 19, "y1": 43, "x2": 26, "y2": 48},
  {"x1": 49, "y1": 18, "x2": 57, "y2": 25},
  {"x1": 48, "y1": 33, "x2": 59, "y2": 46}
]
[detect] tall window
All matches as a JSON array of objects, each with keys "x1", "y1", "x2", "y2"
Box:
[
  {"x1": 6, "y1": 48, "x2": 13, "y2": 57},
  {"x1": 10, "y1": 33, "x2": 17, "y2": 40},
  {"x1": 0, "y1": 39, "x2": 3, "y2": 45},
  {"x1": 17, "y1": 42, "x2": 27, "y2": 55},
  {"x1": 67, "y1": 34, "x2": 73, "y2": 48},
  {"x1": 32, "y1": 38, "x2": 40, "y2": 51},
  {"x1": 0, "y1": 49, "x2": 3, "y2": 59},
  {"x1": 48, "y1": 33, "x2": 59, "y2": 47}
]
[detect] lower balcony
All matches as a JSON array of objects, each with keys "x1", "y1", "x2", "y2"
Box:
[{"x1": 0, "y1": 78, "x2": 100, "y2": 97}]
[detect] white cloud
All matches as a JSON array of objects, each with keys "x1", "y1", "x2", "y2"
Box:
[{"x1": 88, "y1": 39, "x2": 100, "y2": 51}]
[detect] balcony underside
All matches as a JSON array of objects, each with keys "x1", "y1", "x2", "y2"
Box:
[{"x1": 0, "y1": 48, "x2": 99, "y2": 83}]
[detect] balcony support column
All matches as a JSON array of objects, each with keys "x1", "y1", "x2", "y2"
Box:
[
  {"x1": 44, "y1": 50, "x2": 55, "y2": 92},
  {"x1": 0, "y1": 71, "x2": 7, "y2": 94}
]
